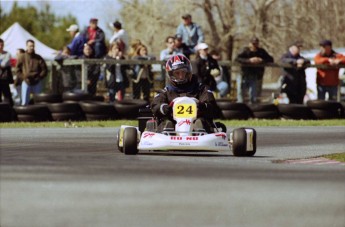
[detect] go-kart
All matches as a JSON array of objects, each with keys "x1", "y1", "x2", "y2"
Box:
[{"x1": 117, "y1": 97, "x2": 257, "y2": 156}]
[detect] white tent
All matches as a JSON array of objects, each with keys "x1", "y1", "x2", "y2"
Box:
[{"x1": 0, "y1": 22, "x2": 57, "y2": 60}]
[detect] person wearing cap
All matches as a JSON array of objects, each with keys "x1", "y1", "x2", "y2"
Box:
[
  {"x1": 280, "y1": 42, "x2": 310, "y2": 104},
  {"x1": 314, "y1": 39, "x2": 345, "y2": 100},
  {"x1": 176, "y1": 14, "x2": 204, "y2": 54},
  {"x1": 82, "y1": 18, "x2": 106, "y2": 58},
  {"x1": 109, "y1": 21, "x2": 129, "y2": 54},
  {"x1": 235, "y1": 37, "x2": 274, "y2": 104},
  {"x1": 66, "y1": 24, "x2": 86, "y2": 57},
  {"x1": 194, "y1": 43, "x2": 219, "y2": 92}
]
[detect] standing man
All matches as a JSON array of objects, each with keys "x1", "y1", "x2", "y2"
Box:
[
  {"x1": 280, "y1": 42, "x2": 310, "y2": 104},
  {"x1": 314, "y1": 39, "x2": 345, "y2": 100},
  {"x1": 176, "y1": 14, "x2": 204, "y2": 54},
  {"x1": 15, "y1": 39, "x2": 47, "y2": 105},
  {"x1": 66, "y1": 24, "x2": 86, "y2": 57},
  {"x1": 235, "y1": 37, "x2": 273, "y2": 104},
  {"x1": 109, "y1": 21, "x2": 129, "y2": 55},
  {"x1": 0, "y1": 38, "x2": 14, "y2": 106},
  {"x1": 83, "y1": 18, "x2": 106, "y2": 58}
]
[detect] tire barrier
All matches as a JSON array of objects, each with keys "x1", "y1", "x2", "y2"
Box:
[
  {"x1": 4, "y1": 100, "x2": 345, "y2": 123},
  {"x1": 215, "y1": 100, "x2": 253, "y2": 120},
  {"x1": 79, "y1": 101, "x2": 118, "y2": 120},
  {"x1": 13, "y1": 105, "x2": 52, "y2": 122},
  {"x1": 114, "y1": 99, "x2": 148, "y2": 119},
  {"x1": 306, "y1": 100, "x2": 344, "y2": 119},
  {"x1": 62, "y1": 92, "x2": 93, "y2": 103},
  {"x1": 47, "y1": 103, "x2": 84, "y2": 121},
  {"x1": 277, "y1": 104, "x2": 316, "y2": 120},
  {"x1": 33, "y1": 93, "x2": 62, "y2": 104},
  {"x1": 0, "y1": 103, "x2": 15, "y2": 122},
  {"x1": 248, "y1": 104, "x2": 280, "y2": 119}
]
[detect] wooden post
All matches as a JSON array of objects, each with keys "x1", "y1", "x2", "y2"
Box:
[{"x1": 81, "y1": 60, "x2": 87, "y2": 92}]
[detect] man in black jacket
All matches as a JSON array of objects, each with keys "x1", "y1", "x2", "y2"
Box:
[
  {"x1": 280, "y1": 42, "x2": 310, "y2": 104},
  {"x1": 151, "y1": 54, "x2": 217, "y2": 133},
  {"x1": 235, "y1": 37, "x2": 273, "y2": 103}
]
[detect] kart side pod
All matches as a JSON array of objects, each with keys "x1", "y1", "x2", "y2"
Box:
[{"x1": 231, "y1": 128, "x2": 257, "y2": 156}]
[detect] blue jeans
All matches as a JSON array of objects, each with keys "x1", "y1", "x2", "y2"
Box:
[
  {"x1": 108, "y1": 82, "x2": 125, "y2": 102},
  {"x1": 21, "y1": 80, "x2": 42, "y2": 105},
  {"x1": 237, "y1": 74, "x2": 257, "y2": 103},
  {"x1": 317, "y1": 85, "x2": 337, "y2": 100},
  {"x1": 217, "y1": 81, "x2": 229, "y2": 97}
]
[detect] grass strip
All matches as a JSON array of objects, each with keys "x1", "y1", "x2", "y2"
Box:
[{"x1": 323, "y1": 153, "x2": 345, "y2": 163}]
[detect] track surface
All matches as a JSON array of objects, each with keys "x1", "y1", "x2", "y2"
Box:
[{"x1": 1, "y1": 127, "x2": 345, "y2": 227}]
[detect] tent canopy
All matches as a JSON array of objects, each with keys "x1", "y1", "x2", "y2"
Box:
[{"x1": 0, "y1": 22, "x2": 57, "y2": 60}]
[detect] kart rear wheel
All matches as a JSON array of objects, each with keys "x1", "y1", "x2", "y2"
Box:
[
  {"x1": 116, "y1": 130, "x2": 123, "y2": 153},
  {"x1": 232, "y1": 128, "x2": 256, "y2": 157},
  {"x1": 123, "y1": 127, "x2": 138, "y2": 155}
]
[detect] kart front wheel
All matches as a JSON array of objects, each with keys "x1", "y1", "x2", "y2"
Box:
[
  {"x1": 232, "y1": 128, "x2": 256, "y2": 156},
  {"x1": 123, "y1": 127, "x2": 139, "y2": 155}
]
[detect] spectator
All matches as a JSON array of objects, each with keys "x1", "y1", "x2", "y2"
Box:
[
  {"x1": 174, "y1": 34, "x2": 192, "y2": 59},
  {"x1": 314, "y1": 39, "x2": 345, "y2": 100},
  {"x1": 132, "y1": 44, "x2": 154, "y2": 102},
  {"x1": 235, "y1": 37, "x2": 274, "y2": 104},
  {"x1": 0, "y1": 38, "x2": 14, "y2": 106},
  {"x1": 109, "y1": 21, "x2": 129, "y2": 55},
  {"x1": 104, "y1": 42, "x2": 129, "y2": 102},
  {"x1": 83, "y1": 18, "x2": 106, "y2": 58},
  {"x1": 176, "y1": 14, "x2": 204, "y2": 54},
  {"x1": 160, "y1": 36, "x2": 182, "y2": 61},
  {"x1": 54, "y1": 46, "x2": 78, "y2": 92},
  {"x1": 128, "y1": 39, "x2": 142, "y2": 59},
  {"x1": 210, "y1": 50, "x2": 230, "y2": 98},
  {"x1": 79, "y1": 44, "x2": 100, "y2": 95},
  {"x1": 15, "y1": 39, "x2": 47, "y2": 105},
  {"x1": 194, "y1": 43, "x2": 218, "y2": 92},
  {"x1": 151, "y1": 54, "x2": 217, "y2": 133},
  {"x1": 280, "y1": 42, "x2": 310, "y2": 104},
  {"x1": 66, "y1": 24, "x2": 86, "y2": 57}
]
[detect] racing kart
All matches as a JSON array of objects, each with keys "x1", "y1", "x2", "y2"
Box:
[{"x1": 117, "y1": 97, "x2": 257, "y2": 156}]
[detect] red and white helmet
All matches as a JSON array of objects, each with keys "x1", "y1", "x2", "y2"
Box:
[{"x1": 165, "y1": 54, "x2": 192, "y2": 86}]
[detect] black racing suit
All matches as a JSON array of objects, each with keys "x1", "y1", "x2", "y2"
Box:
[{"x1": 151, "y1": 75, "x2": 217, "y2": 132}]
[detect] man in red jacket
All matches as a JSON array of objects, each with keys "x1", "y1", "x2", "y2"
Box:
[{"x1": 314, "y1": 40, "x2": 345, "y2": 100}]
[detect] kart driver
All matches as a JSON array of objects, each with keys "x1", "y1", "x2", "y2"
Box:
[{"x1": 151, "y1": 54, "x2": 218, "y2": 132}]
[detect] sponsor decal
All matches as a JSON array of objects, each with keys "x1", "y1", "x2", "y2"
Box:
[
  {"x1": 215, "y1": 133, "x2": 226, "y2": 140},
  {"x1": 170, "y1": 136, "x2": 198, "y2": 140},
  {"x1": 143, "y1": 132, "x2": 155, "y2": 138},
  {"x1": 179, "y1": 142, "x2": 191, "y2": 146},
  {"x1": 215, "y1": 142, "x2": 228, "y2": 147},
  {"x1": 141, "y1": 141, "x2": 153, "y2": 146},
  {"x1": 177, "y1": 119, "x2": 192, "y2": 126}
]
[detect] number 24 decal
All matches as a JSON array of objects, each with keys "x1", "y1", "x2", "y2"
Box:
[{"x1": 177, "y1": 105, "x2": 193, "y2": 114}]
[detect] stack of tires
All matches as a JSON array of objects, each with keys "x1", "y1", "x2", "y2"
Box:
[
  {"x1": 215, "y1": 100, "x2": 253, "y2": 120},
  {"x1": 14, "y1": 104, "x2": 52, "y2": 122},
  {"x1": 277, "y1": 104, "x2": 316, "y2": 120},
  {"x1": 79, "y1": 101, "x2": 118, "y2": 120},
  {"x1": 307, "y1": 100, "x2": 344, "y2": 119},
  {"x1": 47, "y1": 103, "x2": 84, "y2": 121},
  {"x1": 0, "y1": 103, "x2": 15, "y2": 122},
  {"x1": 248, "y1": 104, "x2": 280, "y2": 119},
  {"x1": 114, "y1": 99, "x2": 148, "y2": 119}
]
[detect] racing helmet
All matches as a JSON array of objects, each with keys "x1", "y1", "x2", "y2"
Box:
[{"x1": 166, "y1": 54, "x2": 192, "y2": 86}]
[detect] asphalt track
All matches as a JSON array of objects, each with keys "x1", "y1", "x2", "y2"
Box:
[{"x1": 0, "y1": 126, "x2": 345, "y2": 227}]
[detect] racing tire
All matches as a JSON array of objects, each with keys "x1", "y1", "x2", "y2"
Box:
[
  {"x1": 123, "y1": 127, "x2": 138, "y2": 155},
  {"x1": 249, "y1": 104, "x2": 280, "y2": 119},
  {"x1": 116, "y1": 130, "x2": 123, "y2": 153},
  {"x1": 232, "y1": 128, "x2": 256, "y2": 157}
]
